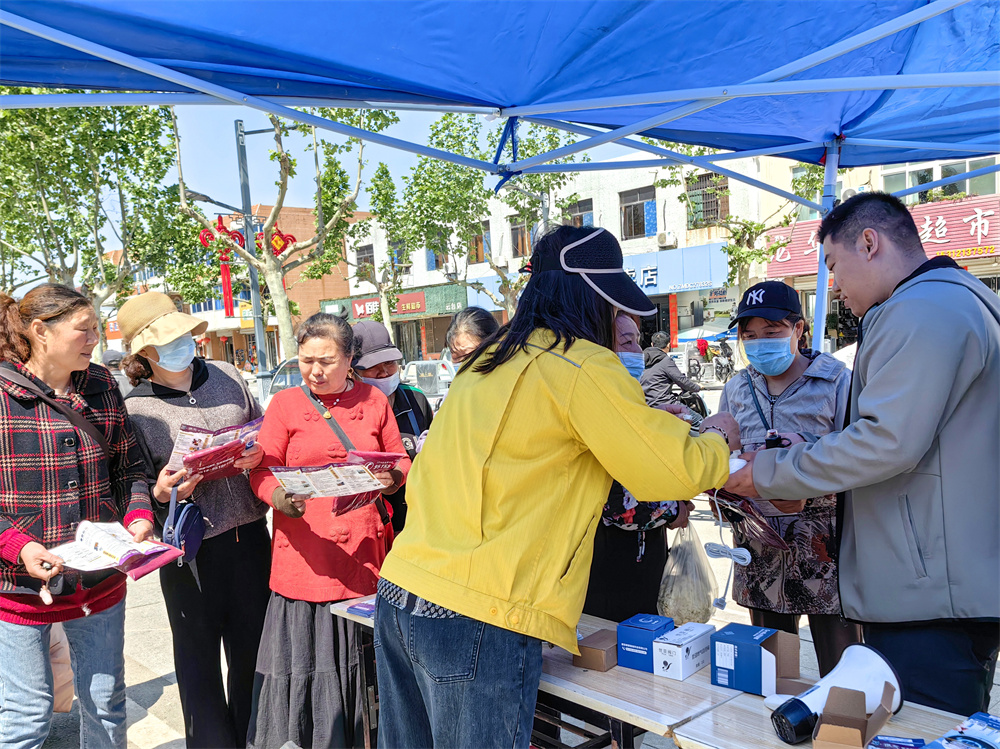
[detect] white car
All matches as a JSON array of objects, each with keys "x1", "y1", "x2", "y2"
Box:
[{"x1": 262, "y1": 358, "x2": 302, "y2": 409}]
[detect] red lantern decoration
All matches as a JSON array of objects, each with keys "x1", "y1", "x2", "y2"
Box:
[
  {"x1": 198, "y1": 216, "x2": 245, "y2": 317},
  {"x1": 219, "y1": 336, "x2": 229, "y2": 343},
  {"x1": 256, "y1": 224, "x2": 297, "y2": 257}
]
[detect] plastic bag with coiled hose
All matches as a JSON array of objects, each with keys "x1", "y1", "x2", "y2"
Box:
[{"x1": 657, "y1": 523, "x2": 717, "y2": 625}]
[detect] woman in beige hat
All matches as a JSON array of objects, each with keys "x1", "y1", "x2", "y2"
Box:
[{"x1": 119, "y1": 291, "x2": 271, "y2": 749}]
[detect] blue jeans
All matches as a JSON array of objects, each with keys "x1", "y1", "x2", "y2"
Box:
[
  {"x1": 374, "y1": 595, "x2": 543, "y2": 749},
  {"x1": 0, "y1": 599, "x2": 127, "y2": 749}
]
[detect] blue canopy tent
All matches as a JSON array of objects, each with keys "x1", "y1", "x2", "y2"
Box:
[{"x1": 2, "y1": 0, "x2": 998, "y2": 348}]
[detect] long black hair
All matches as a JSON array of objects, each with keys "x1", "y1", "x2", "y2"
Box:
[{"x1": 465, "y1": 225, "x2": 617, "y2": 375}]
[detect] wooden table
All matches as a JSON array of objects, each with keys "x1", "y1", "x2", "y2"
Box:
[
  {"x1": 672, "y1": 690, "x2": 964, "y2": 749},
  {"x1": 331, "y1": 598, "x2": 744, "y2": 748}
]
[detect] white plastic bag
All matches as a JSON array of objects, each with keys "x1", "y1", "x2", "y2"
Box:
[{"x1": 657, "y1": 523, "x2": 718, "y2": 625}]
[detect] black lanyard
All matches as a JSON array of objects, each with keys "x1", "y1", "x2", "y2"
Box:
[{"x1": 744, "y1": 369, "x2": 771, "y2": 432}]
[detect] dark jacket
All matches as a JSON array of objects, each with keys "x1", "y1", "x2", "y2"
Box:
[
  {"x1": 639, "y1": 347, "x2": 701, "y2": 407},
  {"x1": 386, "y1": 383, "x2": 433, "y2": 534},
  {"x1": 0, "y1": 362, "x2": 152, "y2": 595}
]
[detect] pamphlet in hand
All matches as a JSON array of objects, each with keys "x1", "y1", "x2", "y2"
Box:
[
  {"x1": 270, "y1": 450, "x2": 406, "y2": 516},
  {"x1": 48, "y1": 521, "x2": 182, "y2": 581},
  {"x1": 166, "y1": 417, "x2": 263, "y2": 482}
]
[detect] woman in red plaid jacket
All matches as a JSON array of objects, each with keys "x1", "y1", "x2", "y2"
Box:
[{"x1": 0, "y1": 284, "x2": 153, "y2": 749}]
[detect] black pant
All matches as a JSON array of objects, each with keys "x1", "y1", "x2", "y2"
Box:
[
  {"x1": 583, "y1": 523, "x2": 669, "y2": 622},
  {"x1": 863, "y1": 620, "x2": 1000, "y2": 716},
  {"x1": 160, "y1": 518, "x2": 272, "y2": 748},
  {"x1": 750, "y1": 609, "x2": 862, "y2": 677}
]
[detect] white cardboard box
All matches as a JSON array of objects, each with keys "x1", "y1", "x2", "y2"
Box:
[{"x1": 652, "y1": 622, "x2": 715, "y2": 681}]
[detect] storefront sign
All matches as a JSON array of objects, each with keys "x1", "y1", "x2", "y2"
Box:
[
  {"x1": 766, "y1": 195, "x2": 1000, "y2": 277},
  {"x1": 351, "y1": 292, "x2": 427, "y2": 319},
  {"x1": 239, "y1": 301, "x2": 254, "y2": 329},
  {"x1": 105, "y1": 319, "x2": 121, "y2": 341}
]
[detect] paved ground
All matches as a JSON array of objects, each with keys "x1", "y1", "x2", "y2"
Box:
[{"x1": 43, "y1": 382, "x2": 998, "y2": 748}]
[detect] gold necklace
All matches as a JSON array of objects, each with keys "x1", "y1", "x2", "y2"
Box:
[{"x1": 315, "y1": 381, "x2": 352, "y2": 419}]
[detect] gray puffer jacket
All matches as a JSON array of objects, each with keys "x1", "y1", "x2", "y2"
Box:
[{"x1": 753, "y1": 265, "x2": 1000, "y2": 623}]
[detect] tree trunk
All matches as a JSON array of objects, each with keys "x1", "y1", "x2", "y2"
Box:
[
  {"x1": 737, "y1": 263, "x2": 751, "y2": 298},
  {"x1": 264, "y1": 266, "x2": 298, "y2": 360},
  {"x1": 378, "y1": 289, "x2": 395, "y2": 343}
]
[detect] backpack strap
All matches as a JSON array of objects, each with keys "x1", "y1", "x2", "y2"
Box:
[
  {"x1": 299, "y1": 384, "x2": 392, "y2": 527},
  {"x1": 0, "y1": 369, "x2": 111, "y2": 459}
]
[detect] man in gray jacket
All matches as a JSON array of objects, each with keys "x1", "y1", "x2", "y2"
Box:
[
  {"x1": 640, "y1": 331, "x2": 701, "y2": 407},
  {"x1": 726, "y1": 192, "x2": 999, "y2": 715}
]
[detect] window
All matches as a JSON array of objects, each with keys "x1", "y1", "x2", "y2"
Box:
[
  {"x1": 620, "y1": 186, "x2": 656, "y2": 239},
  {"x1": 470, "y1": 221, "x2": 490, "y2": 264},
  {"x1": 390, "y1": 240, "x2": 409, "y2": 274},
  {"x1": 565, "y1": 198, "x2": 594, "y2": 228},
  {"x1": 884, "y1": 160, "x2": 997, "y2": 204},
  {"x1": 968, "y1": 157, "x2": 997, "y2": 196},
  {"x1": 908, "y1": 167, "x2": 934, "y2": 204},
  {"x1": 510, "y1": 217, "x2": 530, "y2": 258},
  {"x1": 686, "y1": 175, "x2": 729, "y2": 228},
  {"x1": 355, "y1": 244, "x2": 374, "y2": 269}
]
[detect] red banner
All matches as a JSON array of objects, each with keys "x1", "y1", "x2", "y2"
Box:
[
  {"x1": 766, "y1": 195, "x2": 999, "y2": 278},
  {"x1": 352, "y1": 292, "x2": 426, "y2": 319}
]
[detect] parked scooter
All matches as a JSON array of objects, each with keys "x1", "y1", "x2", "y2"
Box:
[{"x1": 712, "y1": 339, "x2": 735, "y2": 383}]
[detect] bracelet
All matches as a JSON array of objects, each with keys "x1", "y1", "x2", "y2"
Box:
[{"x1": 701, "y1": 424, "x2": 729, "y2": 446}]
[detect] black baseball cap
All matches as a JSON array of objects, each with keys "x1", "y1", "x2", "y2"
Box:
[
  {"x1": 352, "y1": 320, "x2": 403, "y2": 369},
  {"x1": 728, "y1": 281, "x2": 801, "y2": 329},
  {"x1": 524, "y1": 228, "x2": 655, "y2": 316}
]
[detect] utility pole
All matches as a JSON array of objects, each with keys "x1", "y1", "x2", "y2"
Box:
[{"x1": 234, "y1": 119, "x2": 270, "y2": 396}]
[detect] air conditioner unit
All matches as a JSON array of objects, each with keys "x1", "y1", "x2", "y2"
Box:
[
  {"x1": 656, "y1": 230, "x2": 678, "y2": 249},
  {"x1": 841, "y1": 188, "x2": 858, "y2": 200}
]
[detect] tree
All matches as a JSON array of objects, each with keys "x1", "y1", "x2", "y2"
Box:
[
  {"x1": 649, "y1": 140, "x2": 831, "y2": 294},
  {"x1": 404, "y1": 115, "x2": 586, "y2": 317},
  {"x1": 0, "y1": 88, "x2": 208, "y2": 353},
  {"x1": 172, "y1": 107, "x2": 399, "y2": 357}
]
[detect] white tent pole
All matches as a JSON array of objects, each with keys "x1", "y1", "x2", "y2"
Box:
[
  {"x1": 890, "y1": 161, "x2": 1000, "y2": 198},
  {"x1": 499, "y1": 70, "x2": 997, "y2": 118},
  {"x1": 0, "y1": 92, "x2": 502, "y2": 115},
  {"x1": 521, "y1": 118, "x2": 826, "y2": 213},
  {"x1": 842, "y1": 137, "x2": 1000, "y2": 154},
  {"x1": 813, "y1": 144, "x2": 841, "y2": 352},
  {"x1": 0, "y1": 9, "x2": 500, "y2": 173},
  {"x1": 504, "y1": 0, "x2": 972, "y2": 171}
]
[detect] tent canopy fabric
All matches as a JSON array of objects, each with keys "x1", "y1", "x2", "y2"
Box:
[{"x1": 1, "y1": 0, "x2": 997, "y2": 168}]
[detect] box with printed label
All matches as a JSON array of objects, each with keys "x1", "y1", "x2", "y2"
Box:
[
  {"x1": 710, "y1": 623, "x2": 799, "y2": 696},
  {"x1": 617, "y1": 614, "x2": 674, "y2": 673},
  {"x1": 652, "y1": 622, "x2": 715, "y2": 681}
]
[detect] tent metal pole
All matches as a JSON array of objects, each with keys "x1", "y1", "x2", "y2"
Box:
[
  {"x1": 521, "y1": 119, "x2": 825, "y2": 213},
  {"x1": 813, "y1": 144, "x2": 841, "y2": 353},
  {"x1": 0, "y1": 92, "x2": 501, "y2": 115},
  {"x1": 841, "y1": 137, "x2": 1000, "y2": 154},
  {"x1": 500, "y1": 70, "x2": 996, "y2": 118},
  {"x1": 504, "y1": 0, "x2": 971, "y2": 170},
  {"x1": 890, "y1": 162, "x2": 1000, "y2": 198},
  {"x1": 0, "y1": 9, "x2": 499, "y2": 173}
]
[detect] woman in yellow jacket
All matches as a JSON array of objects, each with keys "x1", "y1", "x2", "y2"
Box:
[{"x1": 375, "y1": 226, "x2": 740, "y2": 748}]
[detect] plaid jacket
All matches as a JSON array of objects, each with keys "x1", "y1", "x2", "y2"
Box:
[{"x1": 0, "y1": 361, "x2": 152, "y2": 595}]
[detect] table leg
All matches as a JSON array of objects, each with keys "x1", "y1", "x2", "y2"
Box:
[
  {"x1": 609, "y1": 718, "x2": 636, "y2": 749},
  {"x1": 357, "y1": 625, "x2": 379, "y2": 749}
]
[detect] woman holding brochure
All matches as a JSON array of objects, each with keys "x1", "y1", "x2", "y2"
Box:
[
  {"x1": 374, "y1": 226, "x2": 739, "y2": 748},
  {"x1": 0, "y1": 283, "x2": 154, "y2": 749},
  {"x1": 118, "y1": 291, "x2": 270, "y2": 749},
  {"x1": 249, "y1": 312, "x2": 410, "y2": 749}
]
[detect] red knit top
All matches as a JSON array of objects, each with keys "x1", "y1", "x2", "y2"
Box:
[{"x1": 250, "y1": 382, "x2": 411, "y2": 603}]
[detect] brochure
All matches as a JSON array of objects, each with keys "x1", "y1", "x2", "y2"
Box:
[
  {"x1": 48, "y1": 521, "x2": 181, "y2": 580},
  {"x1": 166, "y1": 417, "x2": 263, "y2": 482},
  {"x1": 925, "y1": 712, "x2": 1000, "y2": 749},
  {"x1": 270, "y1": 450, "x2": 406, "y2": 516}
]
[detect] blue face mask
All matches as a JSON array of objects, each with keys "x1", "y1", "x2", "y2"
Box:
[
  {"x1": 743, "y1": 337, "x2": 796, "y2": 377},
  {"x1": 153, "y1": 336, "x2": 196, "y2": 372},
  {"x1": 617, "y1": 351, "x2": 645, "y2": 379}
]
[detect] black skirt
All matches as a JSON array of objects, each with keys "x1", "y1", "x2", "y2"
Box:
[
  {"x1": 247, "y1": 592, "x2": 364, "y2": 749},
  {"x1": 584, "y1": 523, "x2": 669, "y2": 622}
]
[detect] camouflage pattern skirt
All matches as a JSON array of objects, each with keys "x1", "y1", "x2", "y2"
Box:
[{"x1": 733, "y1": 495, "x2": 841, "y2": 615}]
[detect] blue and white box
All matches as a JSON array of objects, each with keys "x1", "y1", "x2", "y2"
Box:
[
  {"x1": 710, "y1": 623, "x2": 799, "y2": 696},
  {"x1": 617, "y1": 614, "x2": 674, "y2": 673},
  {"x1": 653, "y1": 622, "x2": 716, "y2": 681}
]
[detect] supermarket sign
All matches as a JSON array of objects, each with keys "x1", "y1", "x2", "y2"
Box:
[{"x1": 766, "y1": 195, "x2": 999, "y2": 277}]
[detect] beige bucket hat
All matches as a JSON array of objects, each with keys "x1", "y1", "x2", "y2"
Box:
[{"x1": 118, "y1": 292, "x2": 208, "y2": 353}]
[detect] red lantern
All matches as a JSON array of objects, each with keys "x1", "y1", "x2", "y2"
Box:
[
  {"x1": 219, "y1": 336, "x2": 229, "y2": 343},
  {"x1": 198, "y1": 216, "x2": 245, "y2": 317}
]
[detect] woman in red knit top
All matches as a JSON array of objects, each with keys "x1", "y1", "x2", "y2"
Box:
[{"x1": 248, "y1": 313, "x2": 410, "y2": 749}]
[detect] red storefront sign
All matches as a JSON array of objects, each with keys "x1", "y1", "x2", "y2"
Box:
[
  {"x1": 352, "y1": 292, "x2": 426, "y2": 319},
  {"x1": 105, "y1": 320, "x2": 122, "y2": 341},
  {"x1": 766, "y1": 195, "x2": 999, "y2": 277}
]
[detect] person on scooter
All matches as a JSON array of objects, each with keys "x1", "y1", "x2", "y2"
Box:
[{"x1": 640, "y1": 330, "x2": 701, "y2": 408}]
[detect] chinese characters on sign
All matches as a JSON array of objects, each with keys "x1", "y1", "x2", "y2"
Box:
[
  {"x1": 350, "y1": 292, "x2": 427, "y2": 319},
  {"x1": 624, "y1": 266, "x2": 659, "y2": 287},
  {"x1": 767, "y1": 196, "x2": 1000, "y2": 277}
]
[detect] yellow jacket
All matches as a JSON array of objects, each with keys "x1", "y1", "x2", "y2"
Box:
[{"x1": 380, "y1": 331, "x2": 729, "y2": 653}]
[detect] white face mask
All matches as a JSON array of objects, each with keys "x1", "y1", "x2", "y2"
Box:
[
  {"x1": 361, "y1": 372, "x2": 400, "y2": 397},
  {"x1": 152, "y1": 336, "x2": 196, "y2": 372}
]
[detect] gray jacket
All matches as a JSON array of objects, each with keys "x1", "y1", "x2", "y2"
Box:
[
  {"x1": 125, "y1": 359, "x2": 268, "y2": 538},
  {"x1": 753, "y1": 266, "x2": 1000, "y2": 623}
]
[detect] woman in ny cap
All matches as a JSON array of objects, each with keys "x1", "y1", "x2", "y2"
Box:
[
  {"x1": 119, "y1": 291, "x2": 269, "y2": 748},
  {"x1": 351, "y1": 320, "x2": 433, "y2": 535},
  {"x1": 718, "y1": 281, "x2": 861, "y2": 675},
  {"x1": 373, "y1": 225, "x2": 739, "y2": 748}
]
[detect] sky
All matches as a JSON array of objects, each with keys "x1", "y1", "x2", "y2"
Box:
[{"x1": 171, "y1": 104, "x2": 634, "y2": 215}]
